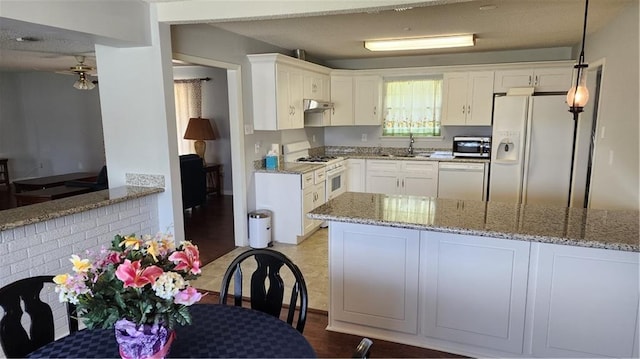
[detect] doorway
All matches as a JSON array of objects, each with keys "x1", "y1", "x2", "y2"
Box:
[{"x1": 172, "y1": 54, "x2": 249, "y2": 265}]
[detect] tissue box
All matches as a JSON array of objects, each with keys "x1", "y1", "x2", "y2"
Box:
[{"x1": 265, "y1": 155, "x2": 279, "y2": 169}]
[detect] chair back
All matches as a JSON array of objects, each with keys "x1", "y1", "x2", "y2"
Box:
[
  {"x1": 0, "y1": 276, "x2": 78, "y2": 358},
  {"x1": 219, "y1": 249, "x2": 308, "y2": 333}
]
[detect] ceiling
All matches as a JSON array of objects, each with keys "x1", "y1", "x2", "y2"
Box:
[{"x1": 0, "y1": 0, "x2": 630, "y2": 73}]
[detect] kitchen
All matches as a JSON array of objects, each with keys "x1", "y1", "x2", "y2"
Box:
[{"x1": 0, "y1": 1, "x2": 637, "y2": 358}]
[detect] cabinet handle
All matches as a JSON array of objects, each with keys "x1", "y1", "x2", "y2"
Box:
[
  {"x1": 332, "y1": 108, "x2": 335, "y2": 115},
  {"x1": 534, "y1": 75, "x2": 539, "y2": 86},
  {"x1": 402, "y1": 179, "x2": 405, "y2": 187},
  {"x1": 528, "y1": 75, "x2": 532, "y2": 85},
  {"x1": 462, "y1": 106, "x2": 466, "y2": 114},
  {"x1": 373, "y1": 106, "x2": 377, "y2": 115},
  {"x1": 467, "y1": 105, "x2": 471, "y2": 114},
  {"x1": 397, "y1": 179, "x2": 399, "y2": 187}
]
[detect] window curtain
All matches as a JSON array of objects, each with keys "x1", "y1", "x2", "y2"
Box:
[
  {"x1": 383, "y1": 79, "x2": 442, "y2": 136},
  {"x1": 174, "y1": 80, "x2": 202, "y2": 155}
]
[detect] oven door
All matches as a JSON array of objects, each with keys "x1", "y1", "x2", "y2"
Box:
[{"x1": 326, "y1": 167, "x2": 346, "y2": 200}]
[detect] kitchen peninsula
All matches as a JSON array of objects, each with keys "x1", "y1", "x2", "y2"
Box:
[{"x1": 308, "y1": 192, "x2": 639, "y2": 358}]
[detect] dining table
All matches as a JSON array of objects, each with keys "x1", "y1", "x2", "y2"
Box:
[{"x1": 28, "y1": 304, "x2": 316, "y2": 358}]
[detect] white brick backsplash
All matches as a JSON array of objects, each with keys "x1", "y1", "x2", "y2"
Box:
[
  {"x1": 27, "y1": 239, "x2": 60, "y2": 257},
  {"x1": 0, "y1": 193, "x2": 160, "y2": 357}
]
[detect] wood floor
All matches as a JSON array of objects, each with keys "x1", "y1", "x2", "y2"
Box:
[{"x1": 1, "y1": 187, "x2": 464, "y2": 358}]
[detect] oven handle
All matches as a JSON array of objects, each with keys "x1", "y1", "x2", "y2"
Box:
[{"x1": 325, "y1": 167, "x2": 345, "y2": 177}]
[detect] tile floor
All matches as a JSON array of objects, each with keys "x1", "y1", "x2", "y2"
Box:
[{"x1": 192, "y1": 228, "x2": 329, "y2": 312}]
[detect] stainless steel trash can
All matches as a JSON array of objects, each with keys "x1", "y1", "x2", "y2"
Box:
[{"x1": 248, "y1": 210, "x2": 272, "y2": 248}]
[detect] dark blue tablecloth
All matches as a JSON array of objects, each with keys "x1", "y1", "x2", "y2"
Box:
[{"x1": 28, "y1": 304, "x2": 316, "y2": 358}]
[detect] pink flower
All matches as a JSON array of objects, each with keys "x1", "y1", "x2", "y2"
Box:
[
  {"x1": 168, "y1": 244, "x2": 201, "y2": 275},
  {"x1": 174, "y1": 287, "x2": 203, "y2": 306},
  {"x1": 115, "y1": 259, "x2": 163, "y2": 288}
]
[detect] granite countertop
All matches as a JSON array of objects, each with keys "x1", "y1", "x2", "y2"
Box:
[
  {"x1": 345, "y1": 154, "x2": 490, "y2": 163},
  {"x1": 254, "y1": 162, "x2": 325, "y2": 175},
  {"x1": 308, "y1": 192, "x2": 640, "y2": 252},
  {"x1": 0, "y1": 186, "x2": 164, "y2": 231}
]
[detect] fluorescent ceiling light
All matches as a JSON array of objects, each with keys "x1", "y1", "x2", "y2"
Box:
[{"x1": 364, "y1": 34, "x2": 475, "y2": 51}]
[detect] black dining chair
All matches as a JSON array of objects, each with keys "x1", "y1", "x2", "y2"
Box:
[
  {"x1": 219, "y1": 248, "x2": 309, "y2": 333},
  {"x1": 352, "y1": 337, "x2": 373, "y2": 358},
  {"x1": 0, "y1": 276, "x2": 78, "y2": 358}
]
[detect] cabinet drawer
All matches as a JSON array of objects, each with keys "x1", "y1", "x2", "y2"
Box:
[
  {"x1": 402, "y1": 161, "x2": 437, "y2": 174},
  {"x1": 366, "y1": 160, "x2": 399, "y2": 172},
  {"x1": 302, "y1": 172, "x2": 315, "y2": 189},
  {"x1": 314, "y1": 168, "x2": 326, "y2": 184}
]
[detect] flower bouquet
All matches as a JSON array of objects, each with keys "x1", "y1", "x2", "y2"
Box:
[{"x1": 54, "y1": 233, "x2": 203, "y2": 359}]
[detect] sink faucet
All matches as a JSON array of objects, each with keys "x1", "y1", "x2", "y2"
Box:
[{"x1": 408, "y1": 133, "x2": 415, "y2": 155}]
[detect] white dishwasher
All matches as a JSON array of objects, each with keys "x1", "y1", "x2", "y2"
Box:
[{"x1": 437, "y1": 162, "x2": 487, "y2": 200}]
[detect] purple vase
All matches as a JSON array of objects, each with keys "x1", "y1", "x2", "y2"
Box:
[{"x1": 114, "y1": 319, "x2": 175, "y2": 359}]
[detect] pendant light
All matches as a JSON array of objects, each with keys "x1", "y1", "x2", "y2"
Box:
[{"x1": 567, "y1": 0, "x2": 590, "y2": 120}]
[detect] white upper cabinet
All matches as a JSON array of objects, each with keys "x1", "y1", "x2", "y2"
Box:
[
  {"x1": 354, "y1": 75, "x2": 382, "y2": 125},
  {"x1": 494, "y1": 67, "x2": 573, "y2": 93},
  {"x1": 330, "y1": 74, "x2": 382, "y2": 126},
  {"x1": 330, "y1": 75, "x2": 354, "y2": 126},
  {"x1": 303, "y1": 71, "x2": 330, "y2": 101},
  {"x1": 248, "y1": 54, "x2": 330, "y2": 130},
  {"x1": 442, "y1": 71, "x2": 494, "y2": 126}
]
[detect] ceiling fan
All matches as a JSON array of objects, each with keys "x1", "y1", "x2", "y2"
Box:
[{"x1": 63, "y1": 55, "x2": 97, "y2": 90}]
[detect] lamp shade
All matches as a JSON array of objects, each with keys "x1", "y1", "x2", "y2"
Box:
[{"x1": 183, "y1": 118, "x2": 217, "y2": 140}]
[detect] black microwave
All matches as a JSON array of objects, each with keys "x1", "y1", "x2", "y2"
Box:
[{"x1": 452, "y1": 136, "x2": 491, "y2": 158}]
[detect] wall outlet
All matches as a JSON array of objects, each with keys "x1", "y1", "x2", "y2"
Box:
[
  {"x1": 255, "y1": 142, "x2": 260, "y2": 154},
  {"x1": 244, "y1": 124, "x2": 254, "y2": 135},
  {"x1": 312, "y1": 135, "x2": 316, "y2": 143},
  {"x1": 361, "y1": 133, "x2": 367, "y2": 142}
]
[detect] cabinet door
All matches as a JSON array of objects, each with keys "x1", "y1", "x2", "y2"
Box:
[
  {"x1": 366, "y1": 172, "x2": 399, "y2": 195},
  {"x1": 289, "y1": 69, "x2": 304, "y2": 129},
  {"x1": 421, "y1": 232, "x2": 531, "y2": 354},
  {"x1": 346, "y1": 158, "x2": 366, "y2": 192},
  {"x1": 354, "y1": 75, "x2": 382, "y2": 125},
  {"x1": 532, "y1": 67, "x2": 572, "y2": 92},
  {"x1": 494, "y1": 69, "x2": 533, "y2": 93},
  {"x1": 330, "y1": 75, "x2": 354, "y2": 126},
  {"x1": 303, "y1": 72, "x2": 328, "y2": 100},
  {"x1": 276, "y1": 66, "x2": 293, "y2": 129},
  {"x1": 466, "y1": 71, "x2": 494, "y2": 126},
  {"x1": 402, "y1": 161, "x2": 438, "y2": 197},
  {"x1": 330, "y1": 222, "x2": 420, "y2": 334},
  {"x1": 442, "y1": 73, "x2": 469, "y2": 125},
  {"x1": 530, "y1": 243, "x2": 639, "y2": 358}
]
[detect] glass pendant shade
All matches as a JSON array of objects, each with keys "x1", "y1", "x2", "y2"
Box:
[
  {"x1": 567, "y1": 67, "x2": 589, "y2": 111},
  {"x1": 73, "y1": 72, "x2": 95, "y2": 90}
]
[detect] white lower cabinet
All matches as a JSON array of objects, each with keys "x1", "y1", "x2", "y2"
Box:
[
  {"x1": 528, "y1": 243, "x2": 640, "y2": 358},
  {"x1": 329, "y1": 222, "x2": 420, "y2": 334},
  {"x1": 420, "y1": 232, "x2": 531, "y2": 354},
  {"x1": 346, "y1": 158, "x2": 366, "y2": 192},
  {"x1": 255, "y1": 169, "x2": 325, "y2": 244},
  {"x1": 366, "y1": 160, "x2": 438, "y2": 196}
]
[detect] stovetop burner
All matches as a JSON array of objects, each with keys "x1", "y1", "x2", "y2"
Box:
[{"x1": 296, "y1": 156, "x2": 338, "y2": 163}]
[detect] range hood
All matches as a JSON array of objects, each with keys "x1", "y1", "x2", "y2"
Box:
[{"x1": 303, "y1": 99, "x2": 333, "y2": 113}]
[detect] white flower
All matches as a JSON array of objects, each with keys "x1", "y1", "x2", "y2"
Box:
[{"x1": 152, "y1": 272, "x2": 186, "y2": 299}]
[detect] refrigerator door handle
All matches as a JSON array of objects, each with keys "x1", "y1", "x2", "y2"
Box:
[{"x1": 521, "y1": 99, "x2": 535, "y2": 204}]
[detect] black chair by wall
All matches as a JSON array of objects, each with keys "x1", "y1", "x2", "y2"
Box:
[
  {"x1": 179, "y1": 154, "x2": 206, "y2": 210},
  {"x1": 219, "y1": 249, "x2": 309, "y2": 333},
  {"x1": 0, "y1": 276, "x2": 78, "y2": 358},
  {"x1": 65, "y1": 165, "x2": 108, "y2": 191}
]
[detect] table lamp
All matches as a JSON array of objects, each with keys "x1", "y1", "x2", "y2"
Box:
[{"x1": 183, "y1": 117, "x2": 218, "y2": 161}]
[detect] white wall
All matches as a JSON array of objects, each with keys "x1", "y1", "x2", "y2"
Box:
[
  {"x1": 586, "y1": 1, "x2": 639, "y2": 210},
  {"x1": 0, "y1": 72, "x2": 105, "y2": 180},
  {"x1": 173, "y1": 65, "x2": 233, "y2": 194}
]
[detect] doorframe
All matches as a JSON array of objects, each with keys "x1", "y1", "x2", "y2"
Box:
[{"x1": 173, "y1": 53, "x2": 248, "y2": 247}]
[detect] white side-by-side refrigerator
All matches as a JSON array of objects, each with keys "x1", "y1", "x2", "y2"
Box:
[{"x1": 489, "y1": 94, "x2": 575, "y2": 206}]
